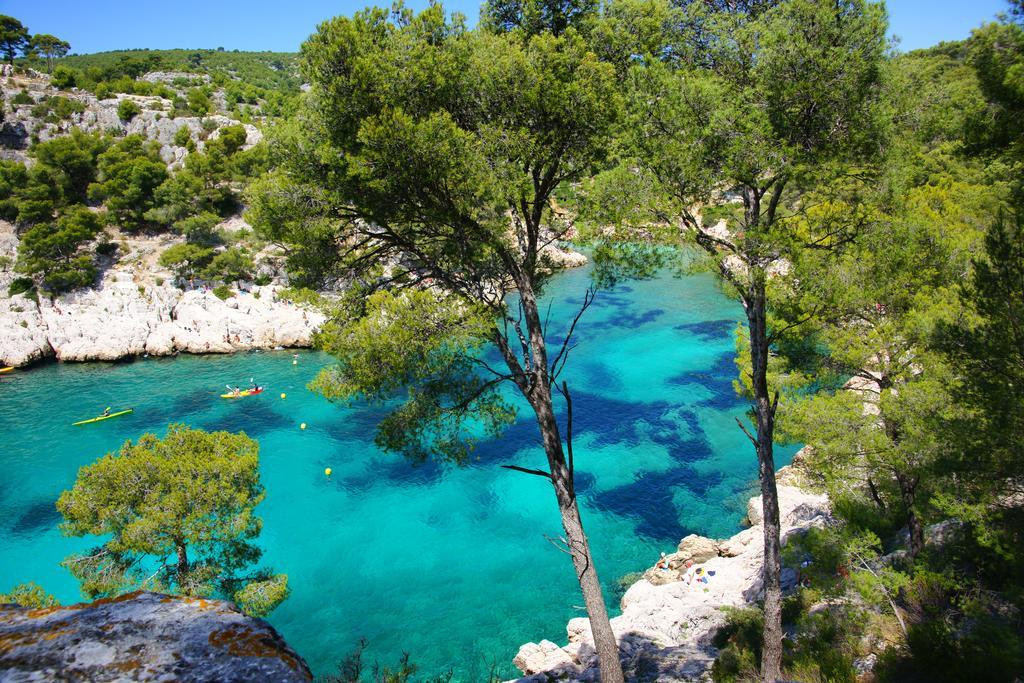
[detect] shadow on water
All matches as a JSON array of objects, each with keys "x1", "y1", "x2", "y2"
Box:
[
  {"x1": 673, "y1": 319, "x2": 737, "y2": 342},
  {"x1": 134, "y1": 387, "x2": 217, "y2": 426},
  {"x1": 10, "y1": 499, "x2": 61, "y2": 538},
  {"x1": 338, "y1": 455, "x2": 447, "y2": 493},
  {"x1": 201, "y1": 400, "x2": 292, "y2": 438},
  {"x1": 669, "y1": 352, "x2": 741, "y2": 411},
  {"x1": 591, "y1": 466, "x2": 723, "y2": 541},
  {"x1": 584, "y1": 307, "x2": 667, "y2": 331}
]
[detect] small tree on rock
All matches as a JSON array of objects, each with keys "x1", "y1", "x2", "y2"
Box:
[{"x1": 57, "y1": 424, "x2": 289, "y2": 617}]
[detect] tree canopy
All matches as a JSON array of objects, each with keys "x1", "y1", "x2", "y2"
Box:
[{"x1": 57, "y1": 425, "x2": 289, "y2": 617}]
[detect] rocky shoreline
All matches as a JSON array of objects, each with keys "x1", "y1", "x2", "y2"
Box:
[
  {"x1": 510, "y1": 460, "x2": 829, "y2": 682},
  {"x1": 0, "y1": 266, "x2": 325, "y2": 368}
]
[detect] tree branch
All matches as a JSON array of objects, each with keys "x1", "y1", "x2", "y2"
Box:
[{"x1": 502, "y1": 464, "x2": 552, "y2": 479}]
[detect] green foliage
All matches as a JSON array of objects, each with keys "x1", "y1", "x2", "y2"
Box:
[
  {"x1": 0, "y1": 159, "x2": 28, "y2": 220},
  {"x1": 244, "y1": 174, "x2": 342, "y2": 288},
  {"x1": 57, "y1": 49, "x2": 301, "y2": 93},
  {"x1": 173, "y1": 211, "x2": 221, "y2": 245},
  {"x1": 158, "y1": 243, "x2": 215, "y2": 281},
  {"x1": 16, "y1": 206, "x2": 102, "y2": 292},
  {"x1": 7, "y1": 277, "x2": 33, "y2": 296},
  {"x1": 212, "y1": 284, "x2": 233, "y2": 300},
  {"x1": 88, "y1": 135, "x2": 168, "y2": 231},
  {"x1": 27, "y1": 129, "x2": 109, "y2": 208},
  {"x1": 51, "y1": 65, "x2": 78, "y2": 88},
  {"x1": 30, "y1": 33, "x2": 70, "y2": 72},
  {"x1": 875, "y1": 571, "x2": 1024, "y2": 682},
  {"x1": 0, "y1": 15, "x2": 29, "y2": 64},
  {"x1": 116, "y1": 98, "x2": 140, "y2": 122},
  {"x1": 481, "y1": 0, "x2": 597, "y2": 36},
  {"x1": 711, "y1": 607, "x2": 764, "y2": 682},
  {"x1": 186, "y1": 87, "x2": 212, "y2": 115},
  {"x1": 30, "y1": 96, "x2": 86, "y2": 123},
  {"x1": 201, "y1": 247, "x2": 254, "y2": 283},
  {"x1": 232, "y1": 574, "x2": 290, "y2": 618},
  {"x1": 10, "y1": 89, "x2": 32, "y2": 105},
  {"x1": 56, "y1": 424, "x2": 287, "y2": 616},
  {"x1": 173, "y1": 125, "x2": 192, "y2": 147},
  {"x1": 211, "y1": 124, "x2": 247, "y2": 156},
  {"x1": 0, "y1": 582, "x2": 59, "y2": 609},
  {"x1": 312, "y1": 290, "x2": 515, "y2": 463}
]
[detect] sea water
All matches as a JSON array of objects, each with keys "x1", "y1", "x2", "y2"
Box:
[{"x1": 0, "y1": 263, "x2": 795, "y2": 680}]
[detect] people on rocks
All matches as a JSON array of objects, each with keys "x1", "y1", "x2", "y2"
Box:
[{"x1": 656, "y1": 552, "x2": 670, "y2": 571}]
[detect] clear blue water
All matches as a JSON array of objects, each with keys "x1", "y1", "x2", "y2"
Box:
[{"x1": 0, "y1": 263, "x2": 794, "y2": 680}]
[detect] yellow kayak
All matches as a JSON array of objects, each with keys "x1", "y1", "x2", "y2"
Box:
[
  {"x1": 73, "y1": 409, "x2": 133, "y2": 426},
  {"x1": 220, "y1": 387, "x2": 265, "y2": 399},
  {"x1": 0, "y1": 367, "x2": 13, "y2": 374}
]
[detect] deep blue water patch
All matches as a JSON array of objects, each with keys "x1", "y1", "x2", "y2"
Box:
[{"x1": 10, "y1": 499, "x2": 61, "y2": 538}]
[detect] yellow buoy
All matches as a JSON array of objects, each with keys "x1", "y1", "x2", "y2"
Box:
[
  {"x1": 324, "y1": 468, "x2": 332, "y2": 477},
  {"x1": 300, "y1": 423, "x2": 307, "y2": 430},
  {"x1": 280, "y1": 393, "x2": 287, "y2": 399}
]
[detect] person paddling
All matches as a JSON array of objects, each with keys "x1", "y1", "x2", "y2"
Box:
[{"x1": 102, "y1": 406, "x2": 111, "y2": 417}]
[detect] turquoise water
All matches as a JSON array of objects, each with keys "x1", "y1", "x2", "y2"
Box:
[{"x1": 0, "y1": 264, "x2": 794, "y2": 680}]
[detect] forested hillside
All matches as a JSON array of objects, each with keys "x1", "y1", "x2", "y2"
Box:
[{"x1": 58, "y1": 49, "x2": 301, "y2": 92}]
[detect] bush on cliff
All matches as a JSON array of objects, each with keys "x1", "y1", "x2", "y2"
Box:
[
  {"x1": 116, "y1": 98, "x2": 140, "y2": 122},
  {"x1": 0, "y1": 582, "x2": 59, "y2": 609},
  {"x1": 202, "y1": 247, "x2": 253, "y2": 284},
  {"x1": 88, "y1": 135, "x2": 168, "y2": 231},
  {"x1": 158, "y1": 243, "x2": 214, "y2": 282},
  {"x1": 16, "y1": 206, "x2": 102, "y2": 293}
]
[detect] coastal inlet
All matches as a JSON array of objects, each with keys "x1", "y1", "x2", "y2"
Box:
[{"x1": 0, "y1": 263, "x2": 796, "y2": 680}]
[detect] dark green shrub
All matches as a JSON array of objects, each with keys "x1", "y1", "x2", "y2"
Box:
[
  {"x1": 212, "y1": 284, "x2": 233, "y2": 300},
  {"x1": 8, "y1": 277, "x2": 33, "y2": 296},
  {"x1": 158, "y1": 243, "x2": 215, "y2": 281},
  {"x1": 173, "y1": 125, "x2": 192, "y2": 147},
  {"x1": 11, "y1": 89, "x2": 33, "y2": 105},
  {"x1": 712, "y1": 607, "x2": 764, "y2": 682},
  {"x1": 117, "y1": 99, "x2": 141, "y2": 122}
]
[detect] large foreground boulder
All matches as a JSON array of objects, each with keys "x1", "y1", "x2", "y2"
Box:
[{"x1": 0, "y1": 591, "x2": 312, "y2": 682}]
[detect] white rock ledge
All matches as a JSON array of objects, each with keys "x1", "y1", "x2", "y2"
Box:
[
  {"x1": 0, "y1": 273, "x2": 325, "y2": 367},
  {"x1": 510, "y1": 474, "x2": 830, "y2": 682}
]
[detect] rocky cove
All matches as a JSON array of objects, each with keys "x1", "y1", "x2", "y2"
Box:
[{"x1": 510, "y1": 460, "x2": 829, "y2": 682}]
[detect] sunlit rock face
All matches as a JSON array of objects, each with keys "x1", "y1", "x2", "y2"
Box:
[{"x1": 0, "y1": 591, "x2": 312, "y2": 682}]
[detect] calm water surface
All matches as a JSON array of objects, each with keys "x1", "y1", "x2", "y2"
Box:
[{"x1": 0, "y1": 264, "x2": 794, "y2": 679}]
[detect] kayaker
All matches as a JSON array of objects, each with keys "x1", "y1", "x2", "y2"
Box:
[
  {"x1": 232, "y1": 387, "x2": 241, "y2": 397},
  {"x1": 102, "y1": 407, "x2": 111, "y2": 417}
]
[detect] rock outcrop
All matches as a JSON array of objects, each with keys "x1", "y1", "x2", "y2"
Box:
[
  {"x1": 0, "y1": 591, "x2": 312, "y2": 682},
  {"x1": 1, "y1": 71, "x2": 260, "y2": 167},
  {"x1": 0, "y1": 274, "x2": 324, "y2": 367},
  {"x1": 511, "y1": 479, "x2": 831, "y2": 682}
]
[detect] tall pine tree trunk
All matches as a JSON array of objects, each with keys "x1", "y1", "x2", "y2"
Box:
[
  {"x1": 896, "y1": 472, "x2": 924, "y2": 557},
  {"x1": 747, "y1": 275, "x2": 783, "y2": 683},
  {"x1": 519, "y1": 283, "x2": 624, "y2": 683},
  {"x1": 176, "y1": 544, "x2": 189, "y2": 585}
]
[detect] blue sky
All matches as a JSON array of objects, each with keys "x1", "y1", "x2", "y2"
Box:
[{"x1": 4, "y1": 0, "x2": 1013, "y2": 55}]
